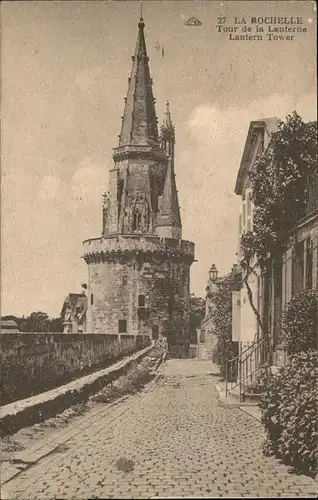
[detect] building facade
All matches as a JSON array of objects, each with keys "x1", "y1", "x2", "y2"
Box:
[
  {"x1": 61, "y1": 292, "x2": 87, "y2": 333},
  {"x1": 200, "y1": 265, "x2": 221, "y2": 359},
  {"x1": 233, "y1": 118, "x2": 279, "y2": 355},
  {"x1": 274, "y1": 168, "x2": 317, "y2": 363},
  {"x1": 233, "y1": 118, "x2": 317, "y2": 369},
  {"x1": 83, "y1": 17, "x2": 194, "y2": 356}
]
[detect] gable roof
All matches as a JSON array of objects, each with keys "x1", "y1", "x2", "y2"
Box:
[{"x1": 60, "y1": 293, "x2": 87, "y2": 317}]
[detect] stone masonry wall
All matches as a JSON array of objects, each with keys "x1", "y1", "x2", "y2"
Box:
[
  {"x1": 87, "y1": 257, "x2": 191, "y2": 348},
  {"x1": 0, "y1": 333, "x2": 150, "y2": 405}
]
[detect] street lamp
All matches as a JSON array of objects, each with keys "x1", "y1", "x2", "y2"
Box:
[{"x1": 209, "y1": 264, "x2": 218, "y2": 282}]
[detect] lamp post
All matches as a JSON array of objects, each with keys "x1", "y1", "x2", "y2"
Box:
[{"x1": 209, "y1": 264, "x2": 218, "y2": 282}]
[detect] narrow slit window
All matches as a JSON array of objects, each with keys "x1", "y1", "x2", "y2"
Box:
[
  {"x1": 119, "y1": 320, "x2": 127, "y2": 334},
  {"x1": 91, "y1": 293, "x2": 94, "y2": 305}
]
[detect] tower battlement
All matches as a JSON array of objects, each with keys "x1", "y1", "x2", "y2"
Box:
[{"x1": 83, "y1": 236, "x2": 194, "y2": 264}]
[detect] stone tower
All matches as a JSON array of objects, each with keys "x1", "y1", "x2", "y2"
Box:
[{"x1": 83, "y1": 16, "x2": 195, "y2": 357}]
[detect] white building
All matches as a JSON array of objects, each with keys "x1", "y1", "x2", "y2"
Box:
[{"x1": 233, "y1": 118, "x2": 279, "y2": 353}]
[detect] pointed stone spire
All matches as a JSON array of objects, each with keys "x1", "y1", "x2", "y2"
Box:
[
  {"x1": 118, "y1": 16, "x2": 159, "y2": 147},
  {"x1": 157, "y1": 101, "x2": 181, "y2": 238},
  {"x1": 162, "y1": 101, "x2": 174, "y2": 132},
  {"x1": 156, "y1": 158, "x2": 182, "y2": 238}
]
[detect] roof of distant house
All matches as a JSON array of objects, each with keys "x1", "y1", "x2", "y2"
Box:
[
  {"x1": 60, "y1": 293, "x2": 87, "y2": 317},
  {"x1": 0, "y1": 319, "x2": 20, "y2": 333}
]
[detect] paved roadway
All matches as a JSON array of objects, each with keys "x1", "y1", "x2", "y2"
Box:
[{"x1": 2, "y1": 360, "x2": 317, "y2": 498}]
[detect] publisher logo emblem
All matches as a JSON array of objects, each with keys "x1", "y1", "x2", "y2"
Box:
[{"x1": 185, "y1": 17, "x2": 202, "y2": 27}]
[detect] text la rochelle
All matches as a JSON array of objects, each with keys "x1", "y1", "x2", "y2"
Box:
[{"x1": 234, "y1": 17, "x2": 303, "y2": 25}]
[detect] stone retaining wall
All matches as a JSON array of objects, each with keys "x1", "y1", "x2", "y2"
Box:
[{"x1": 0, "y1": 333, "x2": 150, "y2": 405}]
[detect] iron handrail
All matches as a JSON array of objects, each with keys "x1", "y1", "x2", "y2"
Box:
[
  {"x1": 225, "y1": 337, "x2": 260, "y2": 395},
  {"x1": 225, "y1": 337, "x2": 267, "y2": 400},
  {"x1": 240, "y1": 338, "x2": 267, "y2": 399}
]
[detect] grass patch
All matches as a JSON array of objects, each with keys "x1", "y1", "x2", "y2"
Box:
[
  {"x1": 42, "y1": 402, "x2": 88, "y2": 429},
  {"x1": 90, "y1": 348, "x2": 163, "y2": 404}
]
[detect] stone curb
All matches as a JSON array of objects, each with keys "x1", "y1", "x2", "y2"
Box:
[
  {"x1": 214, "y1": 383, "x2": 262, "y2": 422},
  {"x1": 1, "y1": 365, "x2": 164, "y2": 486},
  {"x1": 0, "y1": 344, "x2": 153, "y2": 438}
]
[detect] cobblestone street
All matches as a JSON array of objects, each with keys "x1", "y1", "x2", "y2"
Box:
[{"x1": 2, "y1": 360, "x2": 317, "y2": 499}]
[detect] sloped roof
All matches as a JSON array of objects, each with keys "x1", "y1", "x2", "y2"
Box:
[
  {"x1": 118, "y1": 17, "x2": 159, "y2": 147},
  {"x1": 0, "y1": 319, "x2": 20, "y2": 333},
  {"x1": 0, "y1": 319, "x2": 18, "y2": 327},
  {"x1": 61, "y1": 293, "x2": 87, "y2": 317},
  {"x1": 156, "y1": 159, "x2": 181, "y2": 229},
  {"x1": 235, "y1": 117, "x2": 279, "y2": 195}
]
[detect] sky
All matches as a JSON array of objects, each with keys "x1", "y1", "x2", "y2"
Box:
[{"x1": 1, "y1": 0, "x2": 317, "y2": 318}]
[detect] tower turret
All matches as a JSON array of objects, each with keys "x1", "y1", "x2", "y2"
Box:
[
  {"x1": 160, "y1": 101, "x2": 175, "y2": 158},
  {"x1": 156, "y1": 102, "x2": 182, "y2": 239}
]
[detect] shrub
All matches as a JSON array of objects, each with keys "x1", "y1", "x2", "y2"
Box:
[
  {"x1": 212, "y1": 335, "x2": 238, "y2": 381},
  {"x1": 260, "y1": 349, "x2": 318, "y2": 475},
  {"x1": 281, "y1": 289, "x2": 317, "y2": 355},
  {"x1": 249, "y1": 363, "x2": 271, "y2": 394}
]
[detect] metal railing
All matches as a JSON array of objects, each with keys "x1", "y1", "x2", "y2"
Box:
[{"x1": 225, "y1": 337, "x2": 268, "y2": 402}]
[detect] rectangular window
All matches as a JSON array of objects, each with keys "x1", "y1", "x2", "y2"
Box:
[
  {"x1": 138, "y1": 294, "x2": 145, "y2": 307},
  {"x1": 152, "y1": 325, "x2": 159, "y2": 340},
  {"x1": 118, "y1": 320, "x2": 127, "y2": 334},
  {"x1": 122, "y1": 274, "x2": 127, "y2": 285},
  {"x1": 305, "y1": 238, "x2": 313, "y2": 289},
  {"x1": 292, "y1": 241, "x2": 305, "y2": 296},
  {"x1": 247, "y1": 191, "x2": 252, "y2": 217},
  {"x1": 168, "y1": 297, "x2": 173, "y2": 316},
  {"x1": 91, "y1": 293, "x2": 94, "y2": 305},
  {"x1": 242, "y1": 201, "x2": 246, "y2": 229}
]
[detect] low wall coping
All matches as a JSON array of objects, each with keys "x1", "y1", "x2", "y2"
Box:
[{"x1": 1, "y1": 343, "x2": 153, "y2": 421}]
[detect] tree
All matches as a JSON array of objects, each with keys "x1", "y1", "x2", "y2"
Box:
[
  {"x1": 49, "y1": 317, "x2": 63, "y2": 333},
  {"x1": 24, "y1": 311, "x2": 50, "y2": 332},
  {"x1": 2, "y1": 312, "x2": 64, "y2": 332},
  {"x1": 211, "y1": 276, "x2": 238, "y2": 380},
  {"x1": 189, "y1": 295, "x2": 205, "y2": 344}
]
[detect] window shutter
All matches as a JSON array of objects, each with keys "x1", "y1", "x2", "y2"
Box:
[
  {"x1": 246, "y1": 189, "x2": 253, "y2": 232},
  {"x1": 242, "y1": 200, "x2": 247, "y2": 231},
  {"x1": 239, "y1": 213, "x2": 242, "y2": 235}
]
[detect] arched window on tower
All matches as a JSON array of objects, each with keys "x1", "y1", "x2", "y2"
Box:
[
  {"x1": 138, "y1": 294, "x2": 145, "y2": 307},
  {"x1": 133, "y1": 210, "x2": 142, "y2": 231}
]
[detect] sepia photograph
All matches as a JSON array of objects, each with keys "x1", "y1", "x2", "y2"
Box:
[{"x1": 1, "y1": 0, "x2": 317, "y2": 498}]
